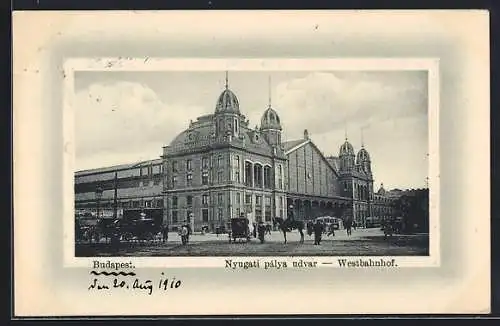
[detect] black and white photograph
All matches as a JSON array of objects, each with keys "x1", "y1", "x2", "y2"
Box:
[
  {"x1": 13, "y1": 11, "x2": 489, "y2": 316},
  {"x1": 72, "y1": 64, "x2": 432, "y2": 258}
]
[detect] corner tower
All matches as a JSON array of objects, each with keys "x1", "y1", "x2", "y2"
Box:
[
  {"x1": 214, "y1": 71, "x2": 242, "y2": 141},
  {"x1": 339, "y1": 137, "x2": 355, "y2": 172}
]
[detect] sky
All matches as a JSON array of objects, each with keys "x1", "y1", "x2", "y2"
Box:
[{"x1": 74, "y1": 70, "x2": 428, "y2": 190}]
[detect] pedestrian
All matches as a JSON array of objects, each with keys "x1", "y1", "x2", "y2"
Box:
[
  {"x1": 313, "y1": 220, "x2": 324, "y2": 245},
  {"x1": 181, "y1": 225, "x2": 189, "y2": 245},
  {"x1": 258, "y1": 221, "x2": 266, "y2": 244},
  {"x1": 162, "y1": 223, "x2": 169, "y2": 243},
  {"x1": 185, "y1": 221, "x2": 192, "y2": 243},
  {"x1": 307, "y1": 221, "x2": 314, "y2": 237},
  {"x1": 253, "y1": 222, "x2": 257, "y2": 238}
]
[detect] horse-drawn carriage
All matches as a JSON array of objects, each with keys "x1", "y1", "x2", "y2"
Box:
[
  {"x1": 117, "y1": 218, "x2": 161, "y2": 242},
  {"x1": 228, "y1": 217, "x2": 251, "y2": 243}
]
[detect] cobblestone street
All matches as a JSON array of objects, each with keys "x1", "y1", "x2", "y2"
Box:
[{"x1": 75, "y1": 227, "x2": 429, "y2": 257}]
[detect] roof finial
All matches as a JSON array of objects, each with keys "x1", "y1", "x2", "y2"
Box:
[
  {"x1": 344, "y1": 117, "x2": 348, "y2": 141},
  {"x1": 268, "y1": 75, "x2": 272, "y2": 108},
  {"x1": 225, "y1": 71, "x2": 229, "y2": 89},
  {"x1": 361, "y1": 127, "x2": 365, "y2": 148}
]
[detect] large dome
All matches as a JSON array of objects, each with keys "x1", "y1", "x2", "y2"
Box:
[
  {"x1": 260, "y1": 107, "x2": 282, "y2": 130},
  {"x1": 215, "y1": 88, "x2": 240, "y2": 114},
  {"x1": 356, "y1": 147, "x2": 371, "y2": 163},
  {"x1": 339, "y1": 140, "x2": 355, "y2": 156}
]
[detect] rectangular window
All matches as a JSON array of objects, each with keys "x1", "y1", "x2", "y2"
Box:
[
  {"x1": 133, "y1": 201, "x2": 140, "y2": 208},
  {"x1": 172, "y1": 196, "x2": 178, "y2": 208},
  {"x1": 202, "y1": 157, "x2": 209, "y2": 169},
  {"x1": 265, "y1": 207, "x2": 271, "y2": 222},
  {"x1": 186, "y1": 159, "x2": 192, "y2": 171},
  {"x1": 255, "y1": 195, "x2": 262, "y2": 206},
  {"x1": 217, "y1": 171, "x2": 224, "y2": 183},
  {"x1": 172, "y1": 210, "x2": 178, "y2": 224},
  {"x1": 218, "y1": 193, "x2": 223, "y2": 205},
  {"x1": 156, "y1": 199, "x2": 164, "y2": 207},
  {"x1": 278, "y1": 165, "x2": 283, "y2": 189},
  {"x1": 202, "y1": 171, "x2": 209, "y2": 185},
  {"x1": 141, "y1": 167, "x2": 148, "y2": 176},
  {"x1": 217, "y1": 208, "x2": 223, "y2": 221},
  {"x1": 202, "y1": 209, "x2": 209, "y2": 222},
  {"x1": 233, "y1": 155, "x2": 241, "y2": 182},
  {"x1": 172, "y1": 176, "x2": 177, "y2": 188},
  {"x1": 186, "y1": 173, "x2": 193, "y2": 187},
  {"x1": 245, "y1": 194, "x2": 252, "y2": 204},
  {"x1": 218, "y1": 155, "x2": 223, "y2": 168},
  {"x1": 236, "y1": 208, "x2": 240, "y2": 218},
  {"x1": 145, "y1": 200, "x2": 152, "y2": 208},
  {"x1": 187, "y1": 195, "x2": 193, "y2": 206},
  {"x1": 236, "y1": 192, "x2": 241, "y2": 204},
  {"x1": 172, "y1": 161, "x2": 178, "y2": 173},
  {"x1": 264, "y1": 196, "x2": 271, "y2": 206},
  {"x1": 202, "y1": 194, "x2": 209, "y2": 205}
]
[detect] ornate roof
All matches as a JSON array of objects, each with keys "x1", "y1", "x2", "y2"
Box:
[
  {"x1": 260, "y1": 107, "x2": 282, "y2": 130},
  {"x1": 356, "y1": 147, "x2": 371, "y2": 163},
  {"x1": 215, "y1": 88, "x2": 240, "y2": 114},
  {"x1": 339, "y1": 139, "x2": 355, "y2": 156}
]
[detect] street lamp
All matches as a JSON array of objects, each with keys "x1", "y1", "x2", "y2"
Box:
[{"x1": 95, "y1": 186, "x2": 103, "y2": 219}]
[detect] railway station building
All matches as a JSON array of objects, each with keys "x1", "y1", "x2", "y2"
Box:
[{"x1": 74, "y1": 76, "x2": 395, "y2": 232}]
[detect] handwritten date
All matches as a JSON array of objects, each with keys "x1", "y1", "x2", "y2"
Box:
[{"x1": 88, "y1": 272, "x2": 182, "y2": 295}]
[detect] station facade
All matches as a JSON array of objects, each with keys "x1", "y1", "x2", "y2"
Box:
[{"x1": 75, "y1": 76, "x2": 395, "y2": 231}]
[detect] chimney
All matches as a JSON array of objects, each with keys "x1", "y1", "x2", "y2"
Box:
[{"x1": 304, "y1": 129, "x2": 309, "y2": 140}]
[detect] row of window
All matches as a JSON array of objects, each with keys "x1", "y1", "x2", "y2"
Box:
[
  {"x1": 343, "y1": 182, "x2": 374, "y2": 200},
  {"x1": 75, "y1": 177, "x2": 162, "y2": 194},
  {"x1": 169, "y1": 207, "x2": 274, "y2": 224},
  {"x1": 140, "y1": 164, "x2": 163, "y2": 176},
  {"x1": 171, "y1": 193, "x2": 275, "y2": 208},
  {"x1": 171, "y1": 156, "x2": 224, "y2": 173},
  {"x1": 170, "y1": 161, "x2": 283, "y2": 190},
  {"x1": 169, "y1": 156, "x2": 283, "y2": 190},
  {"x1": 170, "y1": 208, "x2": 222, "y2": 224},
  {"x1": 78, "y1": 199, "x2": 164, "y2": 209}
]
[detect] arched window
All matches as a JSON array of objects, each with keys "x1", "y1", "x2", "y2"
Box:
[
  {"x1": 245, "y1": 161, "x2": 253, "y2": 187},
  {"x1": 219, "y1": 118, "x2": 224, "y2": 132},
  {"x1": 263, "y1": 166, "x2": 272, "y2": 188},
  {"x1": 254, "y1": 164, "x2": 263, "y2": 188}
]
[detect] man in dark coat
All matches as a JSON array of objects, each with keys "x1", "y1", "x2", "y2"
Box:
[
  {"x1": 257, "y1": 221, "x2": 266, "y2": 244},
  {"x1": 313, "y1": 220, "x2": 324, "y2": 245},
  {"x1": 162, "y1": 223, "x2": 169, "y2": 243},
  {"x1": 307, "y1": 221, "x2": 314, "y2": 237}
]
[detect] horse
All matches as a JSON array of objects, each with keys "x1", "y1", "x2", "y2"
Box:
[{"x1": 273, "y1": 217, "x2": 305, "y2": 244}]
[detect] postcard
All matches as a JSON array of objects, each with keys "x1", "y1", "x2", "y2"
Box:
[{"x1": 13, "y1": 10, "x2": 490, "y2": 316}]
